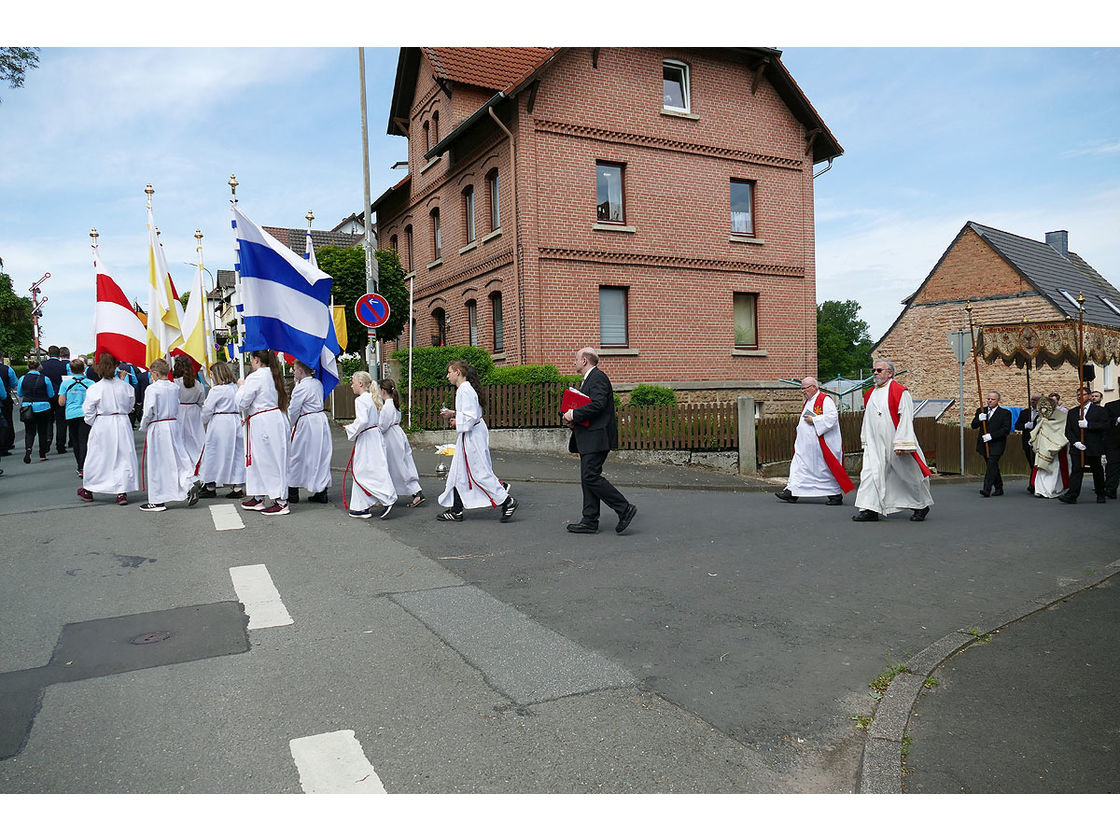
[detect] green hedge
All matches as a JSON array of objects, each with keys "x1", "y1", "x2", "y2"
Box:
[
  {"x1": 482, "y1": 364, "x2": 579, "y2": 385},
  {"x1": 628, "y1": 384, "x2": 677, "y2": 406},
  {"x1": 390, "y1": 345, "x2": 495, "y2": 389}
]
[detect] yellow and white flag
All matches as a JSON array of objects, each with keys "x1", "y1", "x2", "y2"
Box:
[
  {"x1": 145, "y1": 205, "x2": 183, "y2": 366},
  {"x1": 178, "y1": 257, "x2": 209, "y2": 368}
]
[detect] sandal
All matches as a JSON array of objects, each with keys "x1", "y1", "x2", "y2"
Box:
[
  {"x1": 436, "y1": 510, "x2": 463, "y2": 522},
  {"x1": 408, "y1": 493, "x2": 427, "y2": 508}
]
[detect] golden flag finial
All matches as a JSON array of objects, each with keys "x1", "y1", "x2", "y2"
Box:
[{"x1": 228, "y1": 174, "x2": 238, "y2": 196}]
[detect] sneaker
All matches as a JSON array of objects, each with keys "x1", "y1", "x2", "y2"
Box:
[
  {"x1": 116, "y1": 494, "x2": 128, "y2": 506},
  {"x1": 308, "y1": 490, "x2": 329, "y2": 503},
  {"x1": 77, "y1": 488, "x2": 94, "y2": 502},
  {"x1": 187, "y1": 480, "x2": 203, "y2": 507},
  {"x1": 348, "y1": 508, "x2": 372, "y2": 519},
  {"x1": 260, "y1": 502, "x2": 290, "y2": 516},
  {"x1": 140, "y1": 502, "x2": 167, "y2": 512},
  {"x1": 198, "y1": 486, "x2": 217, "y2": 498},
  {"x1": 379, "y1": 503, "x2": 394, "y2": 520},
  {"x1": 39, "y1": 456, "x2": 48, "y2": 462},
  {"x1": 23, "y1": 452, "x2": 31, "y2": 464},
  {"x1": 501, "y1": 495, "x2": 518, "y2": 522},
  {"x1": 241, "y1": 497, "x2": 266, "y2": 510},
  {"x1": 437, "y1": 510, "x2": 464, "y2": 522},
  {"x1": 226, "y1": 488, "x2": 245, "y2": 499}
]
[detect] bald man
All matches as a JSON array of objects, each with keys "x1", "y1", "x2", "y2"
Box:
[{"x1": 775, "y1": 377, "x2": 853, "y2": 505}]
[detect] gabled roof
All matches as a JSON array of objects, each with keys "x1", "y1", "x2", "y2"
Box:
[
  {"x1": 388, "y1": 47, "x2": 843, "y2": 163},
  {"x1": 261, "y1": 226, "x2": 363, "y2": 254}
]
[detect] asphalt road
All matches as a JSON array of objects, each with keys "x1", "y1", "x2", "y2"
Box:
[{"x1": 0, "y1": 430, "x2": 1117, "y2": 797}]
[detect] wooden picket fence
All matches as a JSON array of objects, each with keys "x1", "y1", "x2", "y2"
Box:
[
  {"x1": 616, "y1": 403, "x2": 737, "y2": 450},
  {"x1": 756, "y1": 411, "x2": 940, "y2": 466}
]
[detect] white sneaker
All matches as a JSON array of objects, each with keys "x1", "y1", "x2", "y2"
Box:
[
  {"x1": 379, "y1": 503, "x2": 394, "y2": 520},
  {"x1": 140, "y1": 503, "x2": 166, "y2": 512}
]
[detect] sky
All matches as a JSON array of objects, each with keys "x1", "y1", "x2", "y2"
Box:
[{"x1": 3, "y1": 7, "x2": 1119, "y2": 362}]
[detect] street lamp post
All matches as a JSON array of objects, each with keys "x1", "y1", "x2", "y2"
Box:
[{"x1": 29, "y1": 272, "x2": 49, "y2": 360}]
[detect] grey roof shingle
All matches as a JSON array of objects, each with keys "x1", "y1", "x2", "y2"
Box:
[{"x1": 969, "y1": 221, "x2": 1120, "y2": 328}]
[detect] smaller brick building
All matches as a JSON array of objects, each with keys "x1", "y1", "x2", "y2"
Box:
[{"x1": 874, "y1": 221, "x2": 1120, "y2": 410}]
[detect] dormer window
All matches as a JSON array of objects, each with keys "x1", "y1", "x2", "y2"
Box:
[{"x1": 663, "y1": 60, "x2": 690, "y2": 112}]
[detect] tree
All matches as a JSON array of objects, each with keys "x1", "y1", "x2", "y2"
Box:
[
  {"x1": 316, "y1": 245, "x2": 409, "y2": 353},
  {"x1": 1, "y1": 48, "x2": 40, "y2": 103},
  {"x1": 0, "y1": 271, "x2": 34, "y2": 359},
  {"x1": 817, "y1": 299, "x2": 874, "y2": 382}
]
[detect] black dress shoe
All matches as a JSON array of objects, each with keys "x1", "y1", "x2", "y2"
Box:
[
  {"x1": 992, "y1": 488, "x2": 1003, "y2": 496},
  {"x1": 851, "y1": 509, "x2": 879, "y2": 522},
  {"x1": 910, "y1": 506, "x2": 929, "y2": 521},
  {"x1": 774, "y1": 489, "x2": 798, "y2": 503},
  {"x1": 826, "y1": 495, "x2": 843, "y2": 506},
  {"x1": 1058, "y1": 494, "x2": 1076, "y2": 504},
  {"x1": 288, "y1": 487, "x2": 300, "y2": 503},
  {"x1": 616, "y1": 504, "x2": 637, "y2": 533},
  {"x1": 308, "y1": 490, "x2": 329, "y2": 503},
  {"x1": 979, "y1": 488, "x2": 990, "y2": 497},
  {"x1": 1097, "y1": 496, "x2": 1107, "y2": 504},
  {"x1": 1105, "y1": 491, "x2": 1118, "y2": 499},
  {"x1": 567, "y1": 522, "x2": 598, "y2": 534},
  {"x1": 1026, "y1": 485, "x2": 1035, "y2": 494}
]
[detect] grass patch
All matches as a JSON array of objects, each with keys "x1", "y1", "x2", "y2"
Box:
[{"x1": 869, "y1": 663, "x2": 909, "y2": 695}]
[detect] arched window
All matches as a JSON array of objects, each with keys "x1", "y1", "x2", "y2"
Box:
[
  {"x1": 423, "y1": 120, "x2": 430, "y2": 153},
  {"x1": 431, "y1": 308, "x2": 447, "y2": 346},
  {"x1": 486, "y1": 169, "x2": 500, "y2": 232},
  {"x1": 430, "y1": 208, "x2": 441, "y2": 261},
  {"x1": 389, "y1": 234, "x2": 398, "y2": 253},
  {"x1": 466, "y1": 299, "x2": 478, "y2": 346},
  {"x1": 404, "y1": 225, "x2": 413, "y2": 273},
  {"x1": 462, "y1": 185, "x2": 476, "y2": 244},
  {"x1": 490, "y1": 291, "x2": 503, "y2": 352},
  {"x1": 432, "y1": 111, "x2": 439, "y2": 144}
]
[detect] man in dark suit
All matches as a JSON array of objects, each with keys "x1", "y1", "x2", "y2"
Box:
[
  {"x1": 1102, "y1": 396, "x2": 1120, "y2": 500},
  {"x1": 561, "y1": 347, "x2": 637, "y2": 535},
  {"x1": 1060, "y1": 386, "x2": 1108, "y2": 504},
  {"x1": 1014, "y1": 393, "x2": 1041, "y2": 493},
  {"x1": 40, "y1": 345, "x2": 68, "y2": 454},
  {"x1": 971, "y1": 390, "x2": 1012, "y2": 497}
]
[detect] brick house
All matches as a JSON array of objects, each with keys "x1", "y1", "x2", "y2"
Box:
[
  {"x1": 874, "y1": 221, "x2": 1120, "y2": 410},
  {"x1": 371, "y1": 47, "x2": 841, "y2": 413}
]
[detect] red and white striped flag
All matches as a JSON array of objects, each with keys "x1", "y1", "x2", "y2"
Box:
[{"x1": 94, "y1": 248, "x2": 147, "y2": 368}]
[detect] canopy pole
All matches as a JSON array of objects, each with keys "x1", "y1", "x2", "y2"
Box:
[{"x1": 966, "y1": 301, "x2": 989, "y2": 460}]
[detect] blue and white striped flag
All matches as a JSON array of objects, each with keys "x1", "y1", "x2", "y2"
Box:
[
  {"x1": 304, "y1": 228, "x2": 318, "y2": 269},
  {"x1": 231, "y1": 204, "x2": 340, "y2": 393}
]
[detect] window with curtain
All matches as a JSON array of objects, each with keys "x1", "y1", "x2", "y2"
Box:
[
  {"x1": 599, "y1": 286, "x2": 628, "y2": 347},
  {"x1": 731, "y1": 180, "x2": 754, "y2": 235},
  {"x1": 663, "y1": 60, "x2": 690, "y2": 112},
  {"x1": 466, "y1": 300, "x2": 478, "y2": 346},
  {"x1": 733, "y1": 292, "x2": 758, "y2": 349},
  {"x1": 596, "y1": 162, "x2": 624, "y2": 223},
  {"x1": 463, "y1": 186, "x2": 476, "y2": 243},
  {"x1": 491, "y1": 292, "x2": 503, "y2": 351},
  {"x1": 430, "y1": 209, "x2": 441, "y2": 260}
]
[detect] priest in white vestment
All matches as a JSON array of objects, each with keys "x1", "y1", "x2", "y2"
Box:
[
  {"x1": 852, "y1": 359, "x2": 933, "y2": 522},
  {"x1": 776, "y1": 377, "x2": 853, "y2": 505}
]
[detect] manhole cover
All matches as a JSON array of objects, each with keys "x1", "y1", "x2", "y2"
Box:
[{"x1": 129, "y1": 631, "x2": 172, "y2": 645}]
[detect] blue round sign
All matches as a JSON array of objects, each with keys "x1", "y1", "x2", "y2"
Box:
[{"x1": 355, "y1": 293, "x2": 390, "y2": 329}]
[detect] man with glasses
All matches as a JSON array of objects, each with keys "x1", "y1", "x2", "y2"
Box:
[
  {"x1": 851, "y1": 359, "x2": 933, "y2": 522},
  {"x1": 775, "y1": 376, "x2": 853, "y2": 506}
]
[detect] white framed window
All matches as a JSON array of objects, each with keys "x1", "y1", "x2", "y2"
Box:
[
  {"x1": 599, "y1": 286, "x2": 628, "y2": 347},
  {"x1": 596, "y1": 162, "x2": 625, "y2": 223},
  {"x1": 1057, "y1": 288, "x2": 1081, "y2": 309},
  {"x1": 463, "y1": 186, "x2": 476, "y2": 244},
  {"x1": 1100, "y1": 295, "x2": 1120, "y2": 317},
  {"x1": 490, "y1": 292, "x2": 504, "y2": 351},
  {"x1": 663, "y1": 60, "x2": 690, "y2": 112},
  {"x1": 730, "y1": 180, "x2": 754, "y2": 236},
  {"x1": 487, "y1": 169, "x2": 500, "y2": 232},
  {"x1": 1103, "y1": 362, "x2": 1115, "y2": 390},
  {"x1": 466, "y1": 299, "x2": 478, "y2": 346},
  {"x1": 733, "y1": 292, "x2": 758, "y2": 349}
]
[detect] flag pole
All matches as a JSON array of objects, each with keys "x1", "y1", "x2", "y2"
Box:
[
  {"x1": 90, "y1": 227, "x2": 99, "y2": 363},
  {"x1": 966, "y1": 301, "x2": 990, "y2": 460},
  {"x1": 1077, "y1": 291, "x2": 1086, "y2": 468},
  {"x1": 196, "y1": 229, "x2": 214, "y2": 373},
  {"x1": 229, "y1": 174, "x2": 245, "y2": 380},
  {"x1": 408, "y1": 270, "x2": 414, "y2": 428}
]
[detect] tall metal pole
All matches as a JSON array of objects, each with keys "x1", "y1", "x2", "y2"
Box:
[
  {"x1": 359, "y1": 47, "x2": 380, "y2": 380},
  {"x1": 229, "y1": 174, "x2": 245, "y2": 380},
  {"x1": 1077, "y1": 292, "x2": 1086, "y2": 468},
  {"x1": 959, "y1": 359, "x2": 965, "y2": 474},
  {"x1": 966, "y1": 301, "x2": 990, "y2": 460}
]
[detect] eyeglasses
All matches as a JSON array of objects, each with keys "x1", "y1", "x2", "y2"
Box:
[{"x1": 872, "y1": 367, "x2": 886, "y2": 373}]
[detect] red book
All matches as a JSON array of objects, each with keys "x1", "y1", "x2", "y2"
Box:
[{"x1": 561, "y1": 387, "x2": 591, "y2": 426}]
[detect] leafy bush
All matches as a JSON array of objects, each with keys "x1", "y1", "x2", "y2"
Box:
[
  {"x1": 627, "y1": 384, "x2": 677, "y2": 406},
  {"x1": 391, "y1": 345, "x2": 494, "y2": 389},
  {"x1": 337, "y1": 355, "x2": 365, "y2": 382},
  {"x1": 482, "y1": 364, "x2": 565, "y2": 385}
]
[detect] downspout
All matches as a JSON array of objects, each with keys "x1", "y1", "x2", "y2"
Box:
[{"x1": 488, "y1": 101, "x2": 525, "y2": 363}]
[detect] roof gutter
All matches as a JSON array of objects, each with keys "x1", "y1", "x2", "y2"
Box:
[{"x1": 425, "y1": 91, "x2": 506, "y2": 161}]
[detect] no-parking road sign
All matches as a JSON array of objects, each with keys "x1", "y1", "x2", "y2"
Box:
[{"x1": 355, "y1": 293, "x2": 390, "y2": 329}]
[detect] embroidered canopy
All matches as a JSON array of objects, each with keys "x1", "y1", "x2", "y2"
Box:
[{"x1": 977, "y1": 320, "x2": 1120, "y2": 369}]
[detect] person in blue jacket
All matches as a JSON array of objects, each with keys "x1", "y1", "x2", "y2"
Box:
[
  {"x1": 18, "y1": 358, "x2": 56, "y2": 463},
  {"x1": 0, "y1": 356, "x2": 18, "y2": 457},
  {"x1": 58, "y1": 359, "x2": 95, "y2": 475}
]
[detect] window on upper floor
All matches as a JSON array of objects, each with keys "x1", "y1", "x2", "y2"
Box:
[
  {"x1": 663, "y1": 60, "x2": 690, "y2": 112},
  {"x1": 600, "y1": 286, "x2": 628, "y2": 348},
  {"x1": 596, "y1": 162, "x2": 625, "y2": 224},
  {"x1": 389, "y1": 234, "x2": 398, "y2": 254},
  {"x1": 490, "y1": 291, "x2": 504, "y2": 352},
  {"x1": 487, "y1": 169, "x2": 500, "y2": 232},
  {"x1": 463, "y1": 186, "x2": 476, "y2": 244},
  {"x1": 733, "y1": 292, "x2": 758, "y2": 349},
  {"x1": 731, "y1": 179, "x2": 754, "y2": 236},
  {"x1": 431, "y1": 308, "x2": 446, "y2": 346},
  {"x1": 404, "y1": 225, "x2": 413, "y2": 273},
  {"x1": 432, "y1": 111, "x2": 439, "y2": 144},
  {"x1": 466, "y1": 299, "x2": 478, "y2": 346},
  {"x1": 423, "y1": 120, "x2": 431, "y2": 153},
  {"x1": 430, "y1": 209, "x2": 441, "y2": 261}
]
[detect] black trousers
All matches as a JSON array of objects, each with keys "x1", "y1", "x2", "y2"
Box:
[
  {"x1": 579, "y1": 448, "x2": 629, "y2": 524},
  {"x1": 68, "y1": 418, "x2": 90, "y2": 471},
  {"x1": 54, "y1": 402, "x2": 69, "y2": 450},
  {"x1": 982, "y1": 454, "x2": 1004, "y2": 492},
  {"x1": 0, "y1": 397, "x2": 14, "y2": 453},
  {"x1": 1066, "y1": 453, "x2": 1105, "y2": 500},
  {"x1": 23, "y1": 409, "x2": 53, "y2": 458},
  {"x1": 1103, "y1": 443, "x2": 1120, "y2": 495}
]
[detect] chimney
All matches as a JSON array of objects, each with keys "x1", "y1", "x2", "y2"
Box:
[{"x1": 1045, "y1": 230, "x2": 1069, "y2": 259}]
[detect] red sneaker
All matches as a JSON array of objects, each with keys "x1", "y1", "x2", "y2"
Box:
[
  {"x1": 77, "y1": 488, "x2": 94, "y2": 502},
  {"x1": 260, "y1": 502, "x2": 290, "y2": 516},
  {"x1": 116, "y1": 494, "x2": 128, "y2": 506}
]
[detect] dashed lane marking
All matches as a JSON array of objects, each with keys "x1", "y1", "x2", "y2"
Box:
[
  {"x1": 229, "y1": 564, "x2": 293, "y2": 629},
  {"x1": 210, "y1": 503, "x2": 245, "y2": 531},
  {"x1": 289, "y1": 730, "x2": 387, "y2": 794}
]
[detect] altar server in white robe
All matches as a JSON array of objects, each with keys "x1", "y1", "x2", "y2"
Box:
[
  {"x1": 195, "y1": 361, "x2": 245, "y2": 499},
  {"x1": 77, "y1": 353, "x2": 140, "y2": 505},
  {"x1": 775, "y1": 377, "x2": 854, "y2": 506},
  {"x1": 139, "y1": 358, "x2": 199, "y2": 512},
  {"x1": 436, "y1": 360, "x2": 517, "y2": 522},
  {"x1": 174, "y1": 354, "x2": 206, "y2": 474},
  {"x1": 378, "y1": 377, "x2": 426, "y2": 508},
  {"x1": 1029, "y1": 397, "x2": 1070, "y2": 498},
  {"x1": 852, "y1": 359, "x2": 933, "y2": 522},
  {"x1": 236, "y1": 350, "x2": 291, "y2": 516},
  {"x1": 343, "y1": 370, "x2": 397, "y2": 519},
  {"x1": 286, "y1": 360, "x2": 332, "y2": 504}
]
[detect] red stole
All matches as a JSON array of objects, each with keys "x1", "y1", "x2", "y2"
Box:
[
  {"x1": 863, "y1": 380, "x2": 932, "y2": 477},
  {"x1": 810, "y1": 391, "x2": 855, "y2": 493}
]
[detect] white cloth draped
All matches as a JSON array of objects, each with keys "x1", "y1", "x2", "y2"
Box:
[
  {"x1": 81, "y1": 377, "x2": 140, "y2": 494},
  {"x1": 236, "y1": 368, "x2": 289, "y2": 501},
  {"x1": 198, "y1": 382, "x2": 245, "y2": 487},
  {"x1": 177, "y1": 380, "x2": 206, "y2": 472},
  {"x1": 437, "y1": 381, "x2": 509, "y2": 510},
  {"x1": 378, "y1": 397, "x2": 422, "y2": 496},
  {"x1": 287, "y1": 377, "x2": 332, "y2": 493},
  {"x1": 786, "y1": 393, "x2": 844, "y2": 497},
  {"x1": 344, "y1": 392, "x2": 397, "y2": 509},
  {"x1": 140, "y1": 379, "x2": 196, "y2": 504},
  {"x1": 1030, "y1": 410, "x2": 1069, "y2": 498},
  {"x1": 854, "y1": 383, "x2": 933, "y2": 515}
]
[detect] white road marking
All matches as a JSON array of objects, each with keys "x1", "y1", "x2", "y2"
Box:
[
  {"x1": 229, "y1": 564, "x2": 293, "y2": 629},
  {"x1": 289, "y1": 730, "x2": 386, "y2": 794},
  {"x1": 210, "y1": 503, "x2": 244, "y2": 531}
]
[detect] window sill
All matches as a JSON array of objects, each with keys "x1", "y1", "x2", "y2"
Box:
[
  {"x1": 490, "y1": 352, "x2": 506, "y2": 362},
  {"x1": 729, "y1": 235, "x2": 764, "y2": 245},
  {"x1": 482, "y1": 228, "x2": 502, "y2": 243},
  {"x1": 660, "y1": 108, "x2": 700, "y2": 120},
  {"x1": 593, "y1": 223, "x2": 636, "y2": 233},
  {"x1": 459, "y1": 241, "x2": 478, "y2": 255},
  {"x1": 420, "y1": 156, "x2": 442, "y2": 174},
  {"x1": 403, "y1": 271, "x2": 416, "y2": 281},
  {"x1": 731, "y1": 349, "x2": 767, "y2": 357},
  {"x1": 426, "y1": 258, "x2": 443, "y2": 270},
  {"x1": 599, "y1": 348, "x2": 639, "y2": 356}
]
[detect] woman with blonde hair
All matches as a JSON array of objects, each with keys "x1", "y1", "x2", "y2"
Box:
[
  {"x1": 77, "y1": 352, "x2": 140, "y2": 505},
  {"x1": 287, "y1": 360, "x2": 332, "y2": 504},
  {"x1": 236, "y1": 349, "x2": 291, "y2": 515},
  {"x1": 173, "y1": 354, "x2": 206, "y2": 474},
  {"x1": 378, "y1": 377, "x2": 425, "y2": 508},
  {"x1": 139, "y1": 358, "x2": 199, "y2": 512},
  {"x1": 195, "y1": 360, "x2": 245, "y2": 499},
  {"x1": 343, "y1": 370, "x2": 397, "y2": 519}
]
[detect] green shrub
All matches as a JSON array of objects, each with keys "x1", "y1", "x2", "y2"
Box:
[
  {"x1": 391, "y1": 345, "x2": 494, "y2": 389},
  {"x1": 482, "y1": 364, "x2": 565, "y2": 385},
  {"x1": 627, "y1": 384, "x2": 677, "y2": 406},
  {"x1": 337, "y1": 355, "x2": 365, "y2": 382}
]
